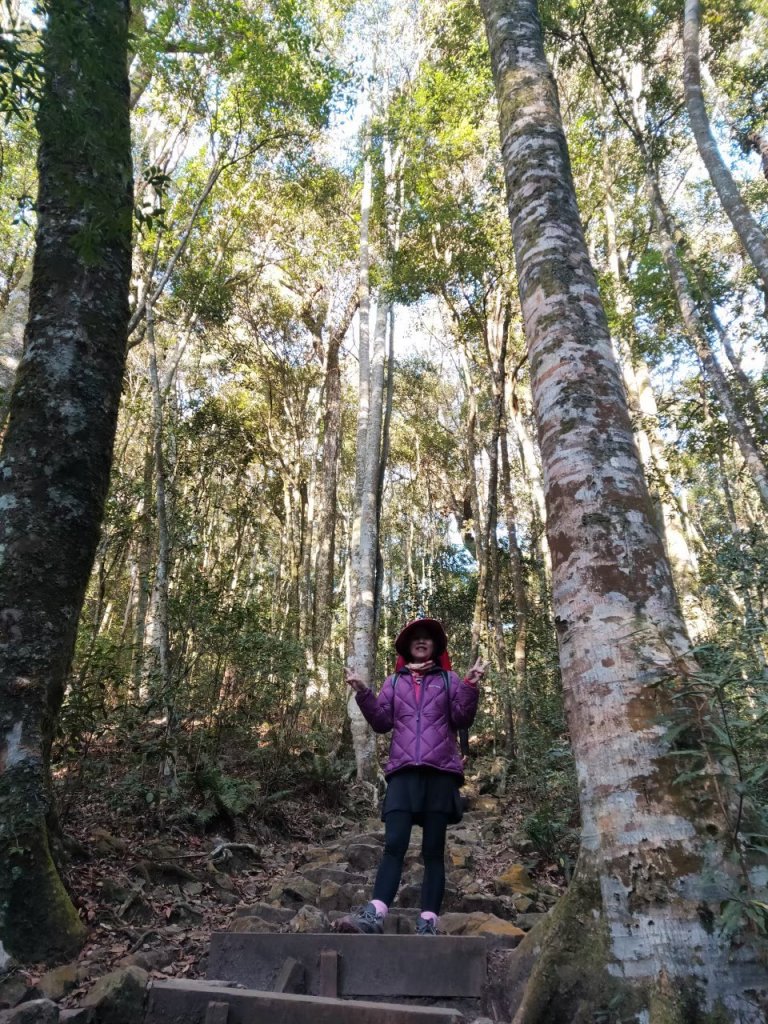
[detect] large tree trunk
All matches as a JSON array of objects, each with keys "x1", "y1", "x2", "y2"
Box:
[
  {"x1": 683, "y1": 0, "x2": 768, "y2": 301},
  {"x1": 0, "y1": 0, "x2": 132, "y2": 964},
  {"x1": 480, "y1": 0, "x2": 767, "y2": 1019}
]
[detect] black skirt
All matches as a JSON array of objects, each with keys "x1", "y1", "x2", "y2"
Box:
[{"x1": 381, "y1": 767, "x2": 464, "y2": 825}]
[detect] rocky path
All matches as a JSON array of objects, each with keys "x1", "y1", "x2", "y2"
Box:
[{"x1": 0, "y1": 787, "x2": 564, "y2": 1023}]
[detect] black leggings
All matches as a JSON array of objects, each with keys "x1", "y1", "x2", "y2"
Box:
[{"x1": 371, "y1": 810, "x2": 450, "y2": 914}]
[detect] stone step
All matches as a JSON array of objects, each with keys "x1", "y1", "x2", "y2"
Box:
[
  {"x1": 145, "y1": 979, "x2": 464, "y2": 1024},
  {"x1": 208, "y1": 933, "x2": 487, "y2": 998}
]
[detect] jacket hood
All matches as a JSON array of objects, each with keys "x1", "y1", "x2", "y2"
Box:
[{"x1": 394, "y1": 617, "x2": 449, "y2": 665}]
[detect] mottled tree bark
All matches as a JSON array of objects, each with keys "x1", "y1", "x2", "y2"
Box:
[
  {"x1": 480, "y1": 0, "x2": 767, "y2": 1019},
  {"x1": 683, "y1": 0, "x2": 768, "y2": 299},
  {"x1": 0, "y1": 0, "x2": 132, "y2": 964}
]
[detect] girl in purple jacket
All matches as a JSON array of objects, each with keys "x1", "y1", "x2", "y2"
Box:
[{"x1": 337, "y1": 618, "x2": 485, "y2": 936}]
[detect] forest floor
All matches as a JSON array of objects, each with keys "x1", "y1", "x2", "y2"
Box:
[{"x1": 1, "y1": 729, "x2": 578, "y2": 1015}]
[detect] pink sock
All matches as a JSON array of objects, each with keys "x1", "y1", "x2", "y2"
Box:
[
  {"x1": 419, "y1": 911, "x2": 438, "y2": 923},
  {"x1": 371, "y1": 900, "x2": 388, "y2": 917}
]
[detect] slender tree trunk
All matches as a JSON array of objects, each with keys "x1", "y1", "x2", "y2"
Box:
[
  {"x1": 603, "y1": 154, "x2": 707, "y2": 636},
  {"x1": 0, "y1": 0, "x2": 132, "y2": 964},
  {"x1": 500, "y1": 430, "x2": 529, "y2": 733},
  {"x1": 131, "y1": 446, "x2": 154, "y2": 699},
  {"x1": 374, "y1": 308, "x2": 396, "y2": 639},
  {"x1": 683, "y1": 0, "x2": 768, "y2": 300},
  {"x1": 0, "y1": 264, "x2": 31, "y2": 430},
  {"x1": 144, "y1": 304, "x2": 178, "y2": 790},
  {"x1": 745, "y1": 130, "x2": 768, "y2": 182},
  {"x1": 460, "y1": 346, "x2": 487, "y2": 662},
  {"x1": 310, "y1": 290, "x2": 359, "y2": 664},
  {"x1": 480, "y1": 0, "x2": 767, "y2": 1018},
  {"x1": 483, "y1": 292, "x2": 513, "y2": 752},
  {"x1": 312, "y1": 337, "x2": 344, "y2": 660},
  {"x1": 642, "y1": 154, "x2": 768, "y2": 512},
  {"x1": 143, "y1": 303, "x2": 172, "y2": 701},
  {"x1": 347, "y1": 156, "x2": 380, "y2": 781}
]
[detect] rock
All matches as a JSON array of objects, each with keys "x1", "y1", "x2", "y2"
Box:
[
  {"x1": 394, "y1": 883, "x2": 421, "y2": 908},
  {"x1": 38, "y1": 964, "x2": 79, "y2": 1002},
  {"x1": 462, "y1": 913, "x2": 525, "y2": 943},
  {"x1": 118, "y1": 948, "x2": 177, "y2": 972},
  {"x1": 91, "y1": 830, "x2": 128, "y2": 856},
  {"x1": 516, "y1": 912, "x2": 548, "y2": 931},
  {"x1": 448, "y1": 848, "x2": 473, "y2": 870},
  {"x1": 538, "y1": 881, "x2": 561, "y2": 896},
  {"x1": 438, "y1": 911, "x2": 524, "y2": 944},
  {"x1": 317, "y1": 881, "x2": 342, "y2": 911},
  {"x1": 344, "y1": 844, "x2": 382, "y2": 871},
  {"x1": 182, "y1": 882, "x2": 203, "y2": 896},
  {"x1": 512, "y1": 895, "x2": 534, "y2": 913},
  {"x1": 438, "y1": 913, "x2": 473, "y2": 935},
  {"x1": 0, "y1": 999, "x2": 59, "y2": 1024},
  {"x1": 472, "y1": 795, "x2": 500, "y2": 814},
  {"x1": 267, "y1": 876, "x2": 319, "y2": 907},
  {"x1": 288, "y1": 906, "x2": 330, "y2": 933},
  {"x1": 457, "y1": 894, "x2": 509, "y2": 917},
  {"x1": 59, "y1": 1010, "x2": 94, "y2": 1023},
  {"x1": 229, "y1": 916, "x2": 278, "y2": 934},
  {"x1": 213, "y1": 874, "x2": 235, "y2": 892},
  {"x1": 98, "y1": 881, "x2": 132, "y2": 905},
  {"x1": 298, "y1": 865, "x2": 366, "y2": 886},
  {"x1": 81, "y1": 966, "x2": 148, "y2": 1024},
  {"x1": 231, "y1": 905, "x2": 294, "y2": 929},
  {"x1": 167, "y1": 902, "x2": 203, "y2": 924},
  {"x1": 0, "y1": 978, "x2": 30, "y2": 1010},
  {"x1": 232, "y1": 903, "x2": 294, "y2": 926},
  {"x1": 331, "y1": 832, "x2": 383, "y2": 850},
  {"x1": 493, "y1": 864, "x2": 535, "y2": 896}
]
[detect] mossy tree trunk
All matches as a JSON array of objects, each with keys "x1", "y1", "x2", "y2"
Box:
[
  {"x1": 0, "y1": 0, "x2": 132, "y2": 965},
  {"x1": 479, "y1": 0, "x2": 768, "y2": 1020}
]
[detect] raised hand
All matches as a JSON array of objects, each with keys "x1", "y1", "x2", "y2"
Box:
[
  {"x1": 465, "y1": 656, "x2": 487, "y2": 685},
  {"x1": 345, "y1": 666, "x2": 366, "y2": 692}
]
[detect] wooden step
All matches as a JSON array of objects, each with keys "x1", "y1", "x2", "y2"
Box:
[
  {"x1": 145, "y1": 979, "x2": 465, "y2": 1024},
  {"x1": 207, "y1": 932, "x2": 487, "y2": 999}
]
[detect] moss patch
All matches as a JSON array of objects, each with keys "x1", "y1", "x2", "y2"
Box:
[{"x1": 2, "y1": 825, "x2": 86, "y2": 963}]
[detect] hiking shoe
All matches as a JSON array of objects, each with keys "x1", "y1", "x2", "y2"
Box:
[
  {"x1": 334, "y1": 902, "x2": 384, "y2": 934},
  {"x1": 416, "y1": 915, "x2": 438, "y2": 935}
]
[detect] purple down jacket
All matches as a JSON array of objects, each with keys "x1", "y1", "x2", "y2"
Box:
[{"x1": 356, "y1": 668, "x2": 479, "y2": 779}]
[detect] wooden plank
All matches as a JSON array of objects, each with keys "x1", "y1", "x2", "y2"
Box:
[
  {"x1": 204, "y1": 1001, "x2": 229, "y2": 1024},
  {"x1": 273, "y1": 957, "x2": 305, "y2": 994},
  {"x1": 146, "y1": 979, "x2": 464, "y2": 1024},
  {"x1": 318, "y1": 949, "x2": 338, "y2": 999},
  {"x1": 208, "y1": 932, "x2": 487, "y2": 999}
]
